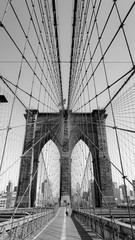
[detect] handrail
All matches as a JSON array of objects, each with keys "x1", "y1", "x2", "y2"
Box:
[
  {"x1": 0, "y1": 208, "x2": 56, "y2": 239},
  {"x1": 73, "y1": 210, "x2": 135, "y2": 239}
]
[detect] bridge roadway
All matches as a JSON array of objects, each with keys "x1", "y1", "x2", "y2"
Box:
[{"x1": 30, "y1": 207, "x2": 101, "y2": 240}]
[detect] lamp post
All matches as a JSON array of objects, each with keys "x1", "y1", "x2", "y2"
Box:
[
  {"x1": 0, "y1": 95, "x2": 8, "y2": 103},
  {"x1": 0, "y1": 95, "x2": 8, "y2": 174}
]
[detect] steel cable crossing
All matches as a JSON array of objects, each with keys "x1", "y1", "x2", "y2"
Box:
[
  {"x1": 0, "y1": 0, "x2": 135, "y2": 239},
  {"x1": 68, "y1": 0, "x2": 135, "y2": 239},
  {"x1": 0, "y1": 0, "x2": 63, "y2": 232}
]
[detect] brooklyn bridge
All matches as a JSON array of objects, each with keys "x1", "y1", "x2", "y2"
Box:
[{"x1": 0, "y1": 0, "x2": 135, "y2": 239}]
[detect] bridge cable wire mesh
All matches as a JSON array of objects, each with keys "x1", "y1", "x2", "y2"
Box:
[
  {"x1": 68, "y1": 0, "x2": 135, "y2": 238},
  {"x1": 0, "y1": 1, "x2": 62, "y2": 237},
  {"x1": 0, "y1": 0, "x2": 135, "y2": 239}
]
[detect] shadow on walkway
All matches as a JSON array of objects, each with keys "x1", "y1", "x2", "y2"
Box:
[{"x1": 70, "y1": 213, "x2": 93, "y2": 240}]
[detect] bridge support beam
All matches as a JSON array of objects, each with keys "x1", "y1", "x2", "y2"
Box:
[
  {"x1": 16, "y1": 110, "x2": 38, "y2": 208},
  {"x1": 60, "y1": 111, "x2": 71, "y2": 205},
  {"x1": 92, "y1": 110, "x2": 115, "y2": 207}
]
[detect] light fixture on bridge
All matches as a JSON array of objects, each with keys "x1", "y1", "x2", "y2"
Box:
[{"x1": 0, "y1": 95, "x2": 8, "y2": 103}]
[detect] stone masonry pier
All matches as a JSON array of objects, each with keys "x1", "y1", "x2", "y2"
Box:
[{"x1": 16, "y1": 109, "x2": 114, "y2": 208}]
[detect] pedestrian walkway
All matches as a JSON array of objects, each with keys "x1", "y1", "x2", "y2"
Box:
[{"x1": 32, "y1": 207, "x2": 101, "y2": 240}]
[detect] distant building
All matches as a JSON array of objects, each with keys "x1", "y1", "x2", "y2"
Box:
[
  {"x1": 88, "y1": 180, "x2": 95, "y2": 206},
  {"x1": 76, "y1": 182, "x2": 81, "y2": 195},
  {"x1": 113, "y1": 182, "x2": 121, "y2": 203},
  {"x1": 6, "y1": 180, "x2": 13, "y2": 192},
  {"x1": 11, "y1": 190, "x2": 17, "y2": 208},
  {"x1": 36, "y1": 191, "x2": 43, "y2": 207},
  {"x1": 130, "y1": 190, "x2": 133, "y2": 197},
  {"x1": 132, "y1": 180, "x2": 135, "y2": 196},
  {"x1": 41, "y1": 179, "x2": 52, "y2": 205},
  {"x1": 119, "y1": 184, "x2": 127, "y2": 202},
  {"x1": 6, "y1": 181, "x2": 13, "y2": 209},
  {"x1": 0, "y1": 182, "x2": 17, "y2": 209},
  {"x1": 0, "y1": 193, "x2": 7, "y2": 209},
  {"x1": 14, "y1": 186, "x2": 17, "y2": 192}
]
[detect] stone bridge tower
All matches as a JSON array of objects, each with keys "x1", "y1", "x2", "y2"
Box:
[{"x1": 16, "y1": 109, "x2": 114, "y2": 208}]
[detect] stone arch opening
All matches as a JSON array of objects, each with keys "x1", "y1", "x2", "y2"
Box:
[
  {"x1": 69, "y1": 110, "x2": 115, "y2": 207},
  {"x1": 36, "y1": 140, "x2": 60, "y2": 207},
  {"x1": 16, "y1": 110, "x2": 63, "y2": 208},
  {"x1": 71, "y1": 140, "x2": 90, "y2": 189},
  {"x1": 71, "y1": 140, "x2": 95, "y2": 208}
]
